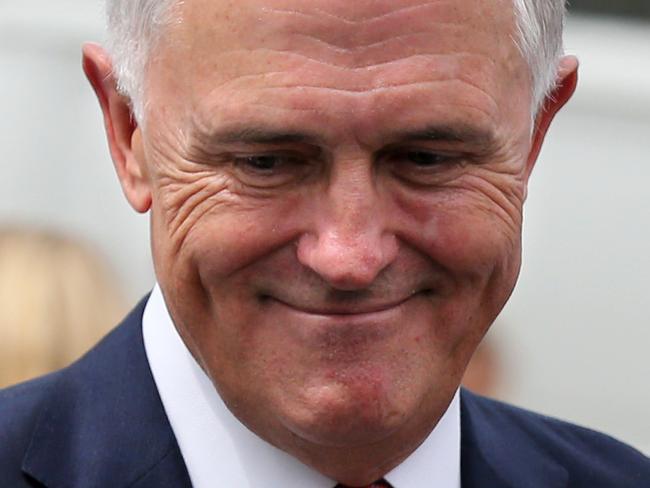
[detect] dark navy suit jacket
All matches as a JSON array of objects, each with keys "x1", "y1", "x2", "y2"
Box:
[{"x1": 1, "y1": 297, "x2": 649, "y2": 487}]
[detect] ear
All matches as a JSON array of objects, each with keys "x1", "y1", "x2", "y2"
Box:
[
  {"x1": 525, "y1": 55, "x2": 579, "y2": 175},
  {"x1": 82, "y1": 43, "x2": 152, "y2": 213}
]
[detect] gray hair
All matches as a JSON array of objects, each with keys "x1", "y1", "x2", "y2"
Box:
[
  {"x1": 106, "y1": 0, "x2": 177, "y2": 122},
  {"x1": 513, "y1": 0, "x2": 566, "y2": 115},
  {"x1": 106, "y1": 0, "x2": 566, "y2": 123}
]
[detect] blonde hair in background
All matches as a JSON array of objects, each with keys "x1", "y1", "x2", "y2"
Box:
[{"x1": 0, "y1": 228, "x2": 127, "y2": 387}]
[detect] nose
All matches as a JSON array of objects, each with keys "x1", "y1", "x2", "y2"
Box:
[{"x1": 296, "y1": 164, "x2": 398, "y2": 290}]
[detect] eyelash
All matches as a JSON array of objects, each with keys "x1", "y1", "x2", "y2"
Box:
[
  {"x1": 235, "y1": 154, "x2": 290, "y2": 171},
  {"x1": 390, "y1": 149, "x2": 456, "y2": 167},
  {"x1": 233, "y1": 152, "x2": 309, "y2": 174},
  {"x1": 230, "y1": 152, "x2": 312, "y2": 189},
  {"x1": 234, "y1": 149, "x2": 456, "y2": 168}
]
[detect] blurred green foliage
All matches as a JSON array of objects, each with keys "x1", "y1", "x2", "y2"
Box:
[{"x1": 570, "y1": 0, "x2": 650, "y2": 19}]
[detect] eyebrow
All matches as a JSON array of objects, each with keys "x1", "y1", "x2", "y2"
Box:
[
  {"x1": 390, "y1": 125, "x2": 497, "y2": 147},
  {"x1": 201, "y1": 124, "x2": 495, "y2": 148},
  {"x1": 205, "y1": 127, "x2": 323, "y2": 146}
]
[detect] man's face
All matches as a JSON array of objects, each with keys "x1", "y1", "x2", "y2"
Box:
[{"x1": 139, "y1": 0, "x2": 533, "y2": 467}]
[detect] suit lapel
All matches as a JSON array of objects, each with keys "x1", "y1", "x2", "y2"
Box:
[
  {"x1": 21, "y1": 297, "x2": 192, "y2": 488},
  {"x1": 460, "y1": 389, "x2": 568, "y2": 488}
]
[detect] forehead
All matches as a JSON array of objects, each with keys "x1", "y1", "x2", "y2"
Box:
[
  {"x1": 177, "y1": 0, "x2": 515, "y2": 47},
  {"x1": 151, "y1": 0, "x2": 529, "y2": 141}
]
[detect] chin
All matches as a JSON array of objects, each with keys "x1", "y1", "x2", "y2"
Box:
[{"x1": 277, "y1": 373, "x2": 414, "y2": 447}]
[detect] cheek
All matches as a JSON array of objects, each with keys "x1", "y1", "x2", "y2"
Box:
[
  {"x1": 184, "y1": 193, "x2": 307, "y2": 284},
  {"x1": 389, "y1": 180, "x2": 524, "y2": 347},
  {"x1": 427, "y1": 205, "x2": 521, "y2": 277},
  {"x1": 150, "y1": 166, "x2": 307, "y2": 281},
  {"x1": 393, "y1": 179, "x2": 524, "y2": 280}
]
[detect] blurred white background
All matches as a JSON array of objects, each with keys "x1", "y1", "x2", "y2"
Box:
[{"x1": 1, "y1": 1, "x2": 648, "y2": 453}]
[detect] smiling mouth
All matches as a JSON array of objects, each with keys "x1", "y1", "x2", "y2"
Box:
[{"x1": 261, "y1": 289, "x2": 430, "y2": 317}]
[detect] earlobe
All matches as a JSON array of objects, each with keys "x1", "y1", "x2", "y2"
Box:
[
  {"x1": 526, "y1": 55, "x2": 579, "y2": 174},
  {"x1": 82, "y1": 43, "x2": 152, "y2": 213}
]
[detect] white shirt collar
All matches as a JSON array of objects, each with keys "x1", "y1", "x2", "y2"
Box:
[{"x1": 143, "y1": 284, "x2": 461, "y2": 488}]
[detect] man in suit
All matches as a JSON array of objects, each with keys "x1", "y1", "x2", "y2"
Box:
[{"x1": 1, "y1": 0, "x2": 649, "y2": 486}]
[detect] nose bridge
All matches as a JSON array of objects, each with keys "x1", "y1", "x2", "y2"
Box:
[
  {"x1": 327, "y1": 159, "x2": 378, "y2": 238},
  {"x1": 296, "y1": 158, "x2": 398, "y2": 290}
]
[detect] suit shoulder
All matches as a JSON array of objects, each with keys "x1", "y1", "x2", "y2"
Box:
[
  {"x1": 0, "y1": 373, "x2": 61, "y2": 484},
  {"x1": 462, "y1": 390, "x2": 650, "y2": 486},
  {"x1": 0, "y1": 298, "x2": 149, "y2": 486},
  {"x1": 0, "y1": 373, "x2": 60, "y2": 445}
]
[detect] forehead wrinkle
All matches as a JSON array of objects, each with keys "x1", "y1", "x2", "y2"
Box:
[
  {"x1": 200, "y1": 48, "x2": 489, "y2": 77},
  {"x1": 194, "y1": 46, "x2": 500, "y2": 119},
  {"x1": 256, "y1": 81, "x2": 498, "y2": 120},
  {"x1": 259, "y1": 8, "x2": 471, "y2": 58},
  {"x1": 206, "y1": 39, "x2": 497, "y2": 76},
  {"x1": 260, "y1": 1, "x2": 467, "y2": 28},
  {"x1": 173, "y1": 0, "x2": 518, "y2": 95},
  {"x1": 277, "y1": 89, "x2": 498, "y2": 128},
  {"x1": 203, "y1": 86, "x2": 499, "y2": 136},
  {"x1": 207, "y1": 47, "x2": 497, "y2": 86},
  {"x1": 286, "y1": 30, "x2": 463, "y2": 59},
  {"x1": 232, "y1": 4, "x2": 512, "y2": 84},
  {"x1": 175, "y1": 0, "x2": 517, "y2": 69}
]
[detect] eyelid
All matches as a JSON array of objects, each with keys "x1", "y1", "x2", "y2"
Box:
[
  {"x1": 382, "y1": 146, "x2": 471, "y2": 188},
  {"x1": 233, "y1": 152, "x2": 301, "y2": 163},
  {"x1": 229, "y1": 151, "x2": 318, "y2": 190},
  {"x1": 381, "y1": 146, "x2": 461, "y2": 162},
  {"x1": 232, "y1": 154, "x2": 305, "y2": 182}
]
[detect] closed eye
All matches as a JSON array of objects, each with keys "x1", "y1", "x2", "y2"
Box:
[
  {"x1": 399, "y1": 149, "x2": 454, "y2": 167},
  {"x1": 231, "y1": 152, "x2": 313, "y2": 189},
  {"x1": 385, "y1": 148, "x2": 459, "y2": 169},
  {"x1": 234, "y1": 154, "x2": 298, "y2": 172},
  {"x1": 382, "y1": 148, "x2": 465, "y2": 186}
]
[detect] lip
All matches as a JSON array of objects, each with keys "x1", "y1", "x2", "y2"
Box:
[
  {"x1": 268, "y1": 292, "x2": 419, "y2": 317},
  {"x1": 265, "y1": 291, "x2": 429, "y2": 346}
]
